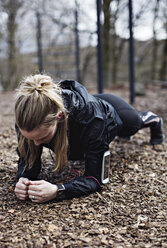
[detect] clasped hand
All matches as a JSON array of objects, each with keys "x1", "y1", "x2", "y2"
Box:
[{"x1": 14, "y1": 177, "x2": 58, "y2": 203}]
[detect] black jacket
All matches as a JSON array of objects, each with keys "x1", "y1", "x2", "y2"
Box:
[{"x1": 16, "y1": 80, "x2": 123, "y2": 199}]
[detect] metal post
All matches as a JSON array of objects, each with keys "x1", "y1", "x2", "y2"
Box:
[
  {"x1": 96, "y1": 0, "x2": 103, "y2": 93},
  {"x1": 128, "y1": 0, "x2": 135, "y2": 103},
  {"x1": 36, "y1": 11, "x2": 43, "y2": 73},
  {"x1": 74, "y1": 0, "x2": 81, "y2": 82}
]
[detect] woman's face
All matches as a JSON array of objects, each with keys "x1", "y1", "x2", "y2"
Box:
[{"x1": 20, "y1": 121, "x2": 58, "y2": 146}]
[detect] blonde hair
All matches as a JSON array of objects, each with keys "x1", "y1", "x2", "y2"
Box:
[{"x1": 15, "y1": 74, "x2": 68, "y2": 171}]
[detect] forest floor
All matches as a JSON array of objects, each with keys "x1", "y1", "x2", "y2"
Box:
[{"x1": 0, "y1": 85, "x2": 167, "y2": 248}]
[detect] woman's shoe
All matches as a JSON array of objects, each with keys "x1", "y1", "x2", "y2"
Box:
[{"x1": 150, "y1": 118, "x2": 165, "y2": 145}]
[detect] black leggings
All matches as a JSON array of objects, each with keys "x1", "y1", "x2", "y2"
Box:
[{"x1": 94, "y1": 94, "x2": 143, "y2": 137}]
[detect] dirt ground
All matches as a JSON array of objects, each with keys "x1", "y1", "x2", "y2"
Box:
[{"x1": 0, "y1": 86, "x2": 167, "y2": 248}]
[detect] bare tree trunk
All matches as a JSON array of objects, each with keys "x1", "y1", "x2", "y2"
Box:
[
  {"x1": 151, "y1": 0, "x2": 160, "y2": 80},
  {"x1": 159, "y1": 38, "x2": 167, "y2": 80},
  {"x1": 159, "y1": 0, "x2": 167, "y2": 81},
  {"x1": 1, "y1": 0, "x2": 22, "y2": 90},
  {"x1": 103, "y1": 0, "x2": 122, "y2": 87},
  {"x1": 110, "y1": 0, "x2": 120, "y2": 86},
  {"x1": 102, "y1": 0, "x2": 112, "y2": 87},
  {"x1": 7, "y1": 5, "x2": 17, "y2": 89}
]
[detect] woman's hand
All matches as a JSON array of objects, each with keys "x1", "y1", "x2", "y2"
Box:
[
  {"x1": 28, "y1": 180, "x2": 58, "y2": 203},
  {"x1": 14, "y1": 177, "x2": 30, "y2": 201}
]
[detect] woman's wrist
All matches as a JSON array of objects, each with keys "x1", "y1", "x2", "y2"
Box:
[
  {"x1": 56, "y1": 184, "x2": 66, "y2": 198},
  {"x1": 52, "y1": 184, "x2": 58, "y2": 198}
]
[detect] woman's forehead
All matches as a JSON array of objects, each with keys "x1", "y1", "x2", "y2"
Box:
[{"x1": 20, "y1": 125, "x2": 53, "y2": 140}]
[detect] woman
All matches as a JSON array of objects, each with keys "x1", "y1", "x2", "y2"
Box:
[{"x1": 14, "y1": 74, "x2": 164, "y2": 203}]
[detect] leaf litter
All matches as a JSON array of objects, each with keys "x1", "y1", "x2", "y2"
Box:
[{"x1": 0, "y1": 87, "x2": 167, "y2": 247}]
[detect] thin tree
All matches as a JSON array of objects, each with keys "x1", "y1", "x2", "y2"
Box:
[
  {"x1": 159, "y1": 37, "x2": 167, "y2": 81},
  {"x1": 1, "y1": 0, "x2": 23, "y2": 90},
  {"x1": 151, "y1": 0, "x2": 160, "y2": 80},
  {"x1": 103, "y1": 0, "x2": 112, "y2": 87},
  {"x1": 159, "y1": 0, "x2": 167, "y2": 81},
  {"x1": 102, "y1": 0, "x2": 127, "y2": 87}
]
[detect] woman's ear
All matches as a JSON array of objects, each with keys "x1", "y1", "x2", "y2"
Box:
[{"x1": 57, "y1": 112, "x2": 63, "y2": 120}]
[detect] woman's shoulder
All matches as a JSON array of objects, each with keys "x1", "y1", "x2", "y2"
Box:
[
  {"x1": 60, "y1": 80, "x2": 89, "y2": 111},
  {"x1": 59, "y1": 81, "x2": 106, "y2": 124},
  {"x1": 59, "y1": 80, "x2": 89, "y2": 98}
]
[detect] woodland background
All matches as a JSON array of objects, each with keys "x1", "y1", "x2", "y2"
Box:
[{"x1": 0, "y1": 0, "x2": 167, "y2": 91}]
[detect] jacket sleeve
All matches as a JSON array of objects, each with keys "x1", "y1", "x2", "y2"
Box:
[
  {"x1": 63, "y1": 118, "x2": 109, "y2": 199},
  {"x1": 63, "y1": 176, "x2": 102, "y2": 199},
  {"x1": 15, "y1": 125, "x2": 43, "y2": 180}
]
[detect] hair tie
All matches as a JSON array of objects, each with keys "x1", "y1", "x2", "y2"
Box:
[{"x1": 34, "y1": 85, "x2": 42, "y2": 92}]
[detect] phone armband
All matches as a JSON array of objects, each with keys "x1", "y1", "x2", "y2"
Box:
[{"x1": 101, "y1": 150, "x2": 110, "y2": 184}]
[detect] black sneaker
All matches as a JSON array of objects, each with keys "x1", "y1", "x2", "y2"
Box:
[{"x1": 150, "y1": 118, "x2": 165, "y2": 145}]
